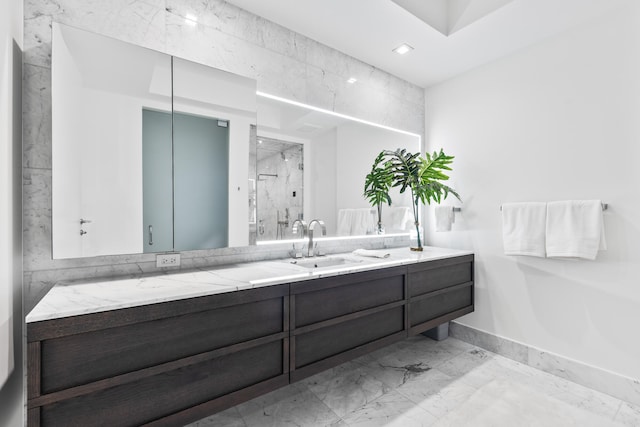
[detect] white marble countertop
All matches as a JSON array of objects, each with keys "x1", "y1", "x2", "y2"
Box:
[{"x1": 26, "y1": 246, "x2": 472, "y2": 323}]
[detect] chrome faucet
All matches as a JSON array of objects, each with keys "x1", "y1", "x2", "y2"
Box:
[
  {"x1": 291, "y1": 219, "x2": 307, "y2": 238},
  {"x1": 291, "y1": 219, "x2": 308, "y2": 258},
  {"x1": 307, "y1": 219, "x2": 326, "y2": 257}
]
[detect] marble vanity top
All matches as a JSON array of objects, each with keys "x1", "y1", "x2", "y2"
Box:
[{"x1": 26, "y1": 246, "x2": 472, "y2": 323}]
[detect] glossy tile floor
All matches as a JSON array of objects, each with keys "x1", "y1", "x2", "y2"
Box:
[{"x1": 186, "y1": 336, "x2": 640, "y2": 426}]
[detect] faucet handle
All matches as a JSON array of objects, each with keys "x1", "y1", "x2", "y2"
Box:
[{"x1": 291, "y1": 243, "x2": 304, "y2": 259}]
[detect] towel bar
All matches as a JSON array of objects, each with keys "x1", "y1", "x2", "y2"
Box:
[{"x1": 499, "y1": 203, "x2": 608, "y2": 211}]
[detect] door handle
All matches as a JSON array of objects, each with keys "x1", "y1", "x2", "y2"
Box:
[{"x1": 148, "y1": 225, "x2": 153, "y2": 245}]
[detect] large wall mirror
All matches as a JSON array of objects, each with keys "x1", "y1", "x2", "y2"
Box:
[
  {"x1": 51, "y1": 24, "x2": 421, "y2": 259},
  {"x1": 253, "y1": 94, "x2": 421, "y2": 242},
  {"x1": 51, "y1": 23, "x2": 256, "y2": 259}
]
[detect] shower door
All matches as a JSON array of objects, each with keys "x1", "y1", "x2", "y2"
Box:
[{"x1": 142, "y1": 110, "x2": 230, "y2": 252}]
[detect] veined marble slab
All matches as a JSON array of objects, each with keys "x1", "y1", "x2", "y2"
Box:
[{"x1": 26, "y1": 246, "x2": 472, "y2": 323}]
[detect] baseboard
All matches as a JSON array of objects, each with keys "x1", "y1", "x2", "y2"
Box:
[{"x1": 449, "y1": 321, "x2": 640, "y2": 407}]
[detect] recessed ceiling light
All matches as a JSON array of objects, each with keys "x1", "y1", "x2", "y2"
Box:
[
  {"x1": 347, "y1": 77, "x2": 357, "y2": 84},
  {"x1": 393, "y1": 43, "x2": 414, "y2": 55}
]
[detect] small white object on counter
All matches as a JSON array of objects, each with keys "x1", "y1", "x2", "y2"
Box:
[
  {"x1": 26, "y1": 246, "x2": 472, "y2": 323},
  {"x1": 352, "y1": 249, "x2": 390, "y2": 258}
]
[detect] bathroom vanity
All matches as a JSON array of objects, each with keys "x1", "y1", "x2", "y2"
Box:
[{"x1": 26, "y1": 247, "x2": 473, "y2": 427}]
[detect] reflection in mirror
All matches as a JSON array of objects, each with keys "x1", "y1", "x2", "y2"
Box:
[
  {"x1": 52, "y1": 23, "x2": 172, "y2": 259},
  {"x1": 254, "y1": 93, "x2": 421, "y2": 242},
  {"x1": 171, "y1": 57, "x2": 256, "y2": 250},
  {"x1": 52, "y1": 23, "x2": 257, "y2": 259},
  {"x1": 255, "y1": 137, "x2": 304, "y2": 240}
]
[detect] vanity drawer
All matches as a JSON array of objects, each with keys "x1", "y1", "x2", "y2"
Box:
[
  {"x1": 409, "y1": 284, "x2": 473, "y2": 327},
  {"x1": 293, "y1": 305, "x2": 405, "y2": 371},
  {"x1": 39, "y1": 340, "x2": 286, "y2": 427},
  {"x1": 408, "y1": 255, "x2": 473, "y2": 297},
  {"x1": 33, "y1": 285, "x2": 288, "y2": 394},
  {"x1": 291, "y1": 266, "x2": 405, "y2": 328}
]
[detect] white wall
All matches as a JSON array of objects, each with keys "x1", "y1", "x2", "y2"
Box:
[
  {"x1": 426, "y1": 3, "x2": 640, "y2": 380},
  {"x1": 0, "y1": 0, "x2": 23, "y2": 423},
  {"x1": 336, "y1": 122, "x2": 419, "y2": 211},
  {"x1": 308, "y1": 129, "x2": 338, "y2": 233}
]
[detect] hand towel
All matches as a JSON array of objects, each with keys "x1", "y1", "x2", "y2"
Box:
[
  {"x1": 501, "y1": 202, "x2": 547, "y2": 257},
  {"x1": 435, "y1": 205, "x2": 455, "y2": 232},
  {"x1": 353, "y1": 249, "x2": 390, "y2": 258},
  {"x1": 546, "y1": 200, "x2": 606, "y2": 260},
  {"x1": 382, "y1": 206, "x2": 412, "y2": 231},
  {"x1": 336, "y1": 209, "x2": 352, "y2": 236},
  {"x1": 337, "y1": 209, "x2": 376, "y2": 236}
]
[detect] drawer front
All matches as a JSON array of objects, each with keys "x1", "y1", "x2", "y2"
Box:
[
  {"x1": 294, "y1": 273, "x2": 404, "y2": 327},
  {"x1": 40, "y1": 340, "x2": 284, "y2": 427},
  {"x1": 294, "y1": 306, "x2": 405, "y2": 368},
  {"x1": 409, "y1": 286, "x2": 472, "y2": 326},
  {"x1": 409, "y1": 261, "x2": 472, "y2": 297},
  {"x1": 41, "y1": 296, "x2": 285, "y2": 393}
]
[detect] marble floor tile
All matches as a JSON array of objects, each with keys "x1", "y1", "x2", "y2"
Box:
[
  {"x1": 395, "y1": 369, "x2": 478, "y2": 419},
  {"x1": 185, "y1": 337, "x2": 640, "y2": 427},
  {"x1": 235, "y1": 383, "x2": 342, "y2": 427},
  {"x1": 303, "y1": 361, "x2": 392, "y2": 418},
  {"x1": 431, "y1": 379, "x2": 624, "y2": 427},
  {"x1": 615, "y1": 401, "x2": 640, "y2": 426},
  {"x1": 189, "y1": 406, "x2": 246, "y2": 427},
  {"x1": 340, "y1": 390, "x2": 437, "y2": 427}
]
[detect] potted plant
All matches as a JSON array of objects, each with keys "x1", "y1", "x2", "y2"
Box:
[
  {"x1": 363, "y1": 151, "x2": 393, "y2": 234},
  {"x1": 367, "y1": 148, "x2": 460, "y2": 251}
]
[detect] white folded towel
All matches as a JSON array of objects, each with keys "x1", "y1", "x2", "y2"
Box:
[
  {"x1": 501, "y1": 202, "x2": 547, "y2": 257},
  {"x1": 337, "y1": 209, "x2": 376, "y2": 236},
  {"x1": 353, "y1": 249, "x2": 390, "y2": 258},
  {"x1": 546, "y1": 200, "x2": 606, "y2": 260},
  {"x1": 382, "y1": 206, "x2": 412, "y2": 231},
  {"x1": 435, "y1": 205, "x2": 455, "y2": 232}
]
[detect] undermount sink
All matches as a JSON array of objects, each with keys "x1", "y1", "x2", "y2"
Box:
[{"x1": 290, "y1": 256, "x2": 361, "y2": 269}]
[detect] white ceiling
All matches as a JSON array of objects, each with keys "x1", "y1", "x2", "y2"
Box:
[{"x1": 225, "y1": 0, "x2": 632, "y2": 88}]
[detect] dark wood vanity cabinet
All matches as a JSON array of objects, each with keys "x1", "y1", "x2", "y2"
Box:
[
  {"x1": 407, "y1": 254, "x2": 475, "y2": 335},
  {"x1": 27, "y1": 255, "x2": 474, "y2": 427},
  {"x1": 290, "y1": 266, "x2": 407, "y2": 382},
  {"x1": 27, "y1": 284, "x2": 290, "y2": 427}
]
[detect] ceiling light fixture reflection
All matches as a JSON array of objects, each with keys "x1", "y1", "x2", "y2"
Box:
[
  {"x1": 393, "y1": 43, "x2": 414, "y2": 55},
  {"x1": 347, "y1": 77, "x2": 357, "y2": 84},
  {"x1": 256, "y1": 91, "x2": 421, "y2": 140},
  {"x1": 185, "y1": 13, "x2": 198, "y2": 26}
]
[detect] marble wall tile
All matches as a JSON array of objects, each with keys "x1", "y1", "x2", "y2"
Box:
[
  {"x1": 528, "y1": 348, "x2": 640, "y2": 407},
  {"x1": 23, "y1": 8, "x2": 54, "y2": 67},
  {"x1": 23, "y1": 0, "x2": 425, "y2": 309},
  {"x1": 22, "y1": 64, "x2": 51, "y2": 169},
  {"x1": 22, "y1": 168, "x2": 52, "y2": 272},
  {"x1": 449, "y1": 321, "x2": 529, "y2": 364}
]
